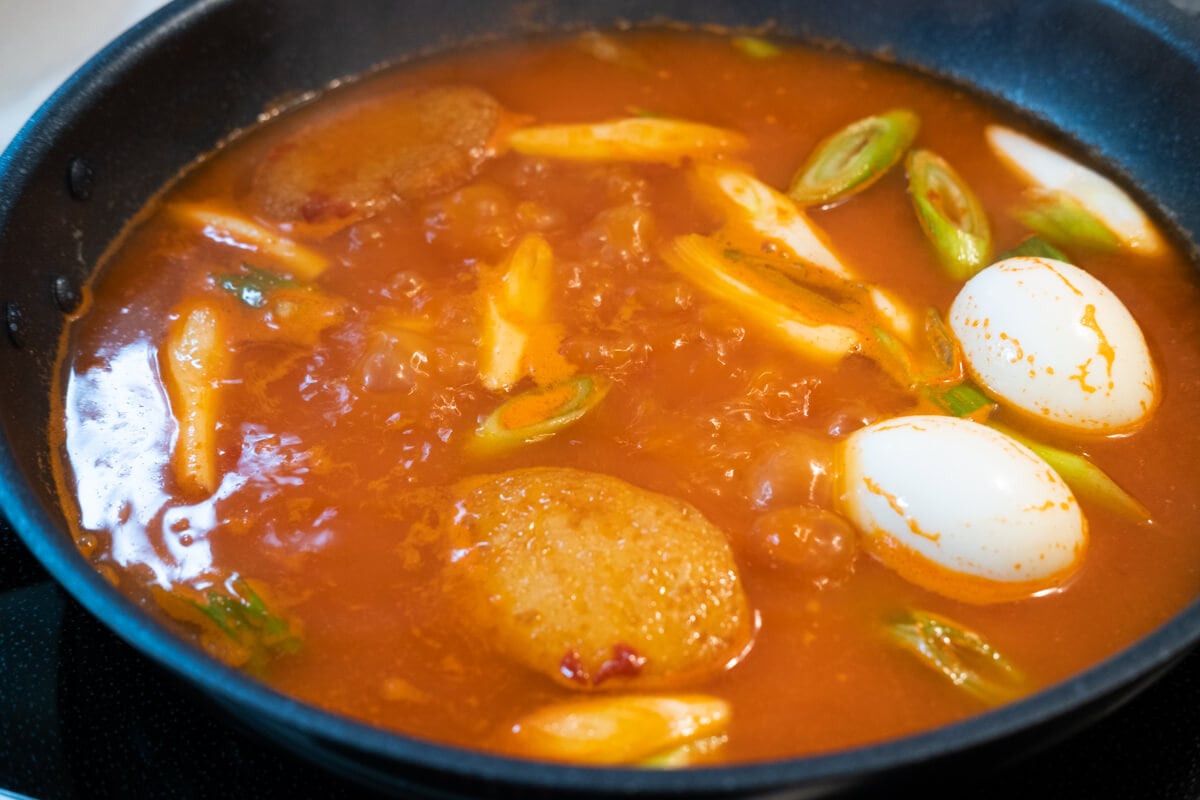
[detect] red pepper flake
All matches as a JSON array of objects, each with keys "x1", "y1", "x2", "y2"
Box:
[
  {"x1": 593, "y1": 643, "x2": 647, "y2": 686},
  {"x1": 558, "y1": 649, "x2": 589, "y2": 685}
]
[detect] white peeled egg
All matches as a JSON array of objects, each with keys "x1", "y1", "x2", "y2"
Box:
[
  {"x1": 838, "y1": 415, "x2": 1087, "y2": 604},
  {"x1": 949, "y1": 257, "x2": 1159, "y2": 434}
]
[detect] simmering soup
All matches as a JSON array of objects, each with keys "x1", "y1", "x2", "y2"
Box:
[{"x1": 52, "y1": 29, "x2": 1200, "y2": 765}]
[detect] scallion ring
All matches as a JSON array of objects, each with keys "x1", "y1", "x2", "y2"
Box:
[
  {"x1": 470, "y1": 375, "x2": 611, "y2": 456},
  {"x1": 1017, "y1": 189, "x2": 1120, "y2": 252},
  {"x1": 997, "y1": 234, "x2": 1070, "y2": 263},
  {"x1": 886, "y1": 608, "x2": 1023, "y2": 704},
  {"x1": 907, "y1": 149, "x2": 991, "y2": 281},
  {"x1": 787, "y1": 109, "x2": 919, "y2": 207}
]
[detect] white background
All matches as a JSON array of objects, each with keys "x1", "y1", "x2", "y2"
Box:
[{"x1": 0, "y1": 0, "x2": 171, "y2": 152}]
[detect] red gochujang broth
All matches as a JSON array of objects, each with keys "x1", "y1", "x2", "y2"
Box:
[{"x1": 52, "y1": 29, "x2": 1200, "y2": 765}]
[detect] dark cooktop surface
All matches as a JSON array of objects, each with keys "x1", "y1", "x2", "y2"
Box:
[{"x1": 1, "y1": 523, "x2": 1198, "y2": 800}]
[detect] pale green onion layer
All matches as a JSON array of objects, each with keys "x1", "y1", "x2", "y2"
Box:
[
  {"x1": 926, "y1": 381, "x2": 995, "y2": 419},
  {"x1": 470, "y1": 375, "x2": 610, "y2": 456},
  {"x1": 732, "y1": 36, "x2": 782, "y2": 59},
  {"x1": 997, "y1": 235, "x2": 1070, "y2": 263},
  {"x1": 907, "y1": 149, "x2": 992, "y2": 281},
  {"x1": 190, "y1": 578, "x2": 303, "y2": 672},
  {"x1": 1017, "y1": 189, "x2": 1120, "y2": 252},
  {"x1": 887, "y1": 608, "x2": 1024, "y2": 704},
  {"x1": 217, "y1": 264, "x2": 298, "y2": 308},
  {"x1": 990, "y1": 422, "x2": 1152, "y2": 525},
  {"x1": 788, "y1": 109, "x2": 920, "y2": 207}
]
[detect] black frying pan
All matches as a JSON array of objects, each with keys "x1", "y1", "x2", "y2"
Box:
[{"x1": 2, "y1": 1, "x2": 1199, "y2": 797}]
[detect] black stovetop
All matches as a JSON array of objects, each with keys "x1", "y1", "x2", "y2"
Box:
[{"x1": 1, "y1": 522, "x2": 1197, "y2": 800}]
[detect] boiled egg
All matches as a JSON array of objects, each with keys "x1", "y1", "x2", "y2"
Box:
[
  {"x1": 949, "y1": 257, "x2": 1159, "y2": 434},
  {"x1": 838, "y1": 415, "x2": 1086, "y2": 604}
]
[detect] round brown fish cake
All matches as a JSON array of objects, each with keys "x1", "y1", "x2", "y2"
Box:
[
  {"x1": 252, "y1": 86, "x2": 501, "y2": 224},
  {"x1": 443, "y1": 467, "x2": 754, "y2": 690}
]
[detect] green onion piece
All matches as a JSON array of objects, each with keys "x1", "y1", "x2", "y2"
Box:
[
  {"x1": 788, "y1": 109, "x2": 920, "y2": 207},
  {"x1": 732, "y1": 36, "x2": 782, "y2": 59},
  {"x1": 470, "y1": 375, "x2": 611, "y2": 456},
  {"x1": 1017, "y1": 189, "x2": 1120, "y2": 252},
  {"x1": 924, "y1": 308, "x2": 960, "y2": 375},
  {"x1": 190, "y1": 577, "x2": 303, "y2": 672},
  {"x1": 989, "y1": 422, "x2": 1152, "y2": 525},
  {"x1": 886, "y1": 608, "x2": 1024, "y2": 704},
  {"x1": 925, "y1": 381, "x2": 996, "y2": 419},
  {"x1": 217, "y1": 265, "x2": 297, "y2": 308},
  {"x1": 907, "y1": 149, "x2": 992, "y2": 281},
  {"x1": 665, "y1": 235, "x2": 863, "y2": 365},
  {"x1": 508, "y1": 118, "x2": 747, "y2": 164},
  {"x1": 640, "y1": 734, "x2": 728, "y2": 768},
  {"x1": 874, "y1": 321, "x2": 996, "y2": 418},
  {"x1": 504, "y1": 694, "x2": 730, "y2": 766},
  {"x1": 870, "y1": 324, "x2": 921, "y2": 390},
  {"x1": 997, "y1": 235, "x2": 1071, "y2": 263}
]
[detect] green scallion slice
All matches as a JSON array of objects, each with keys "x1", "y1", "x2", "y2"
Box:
[
  {"x1": 217, "y1": 264, "x2": 298, "y2": 308},
  {"x1": 641, "y1": 735, "x2": 728, "y2": 768},
  {"x1": 869, "y1": 324, "x2": 922, "y2": 390},
  {"x1": 732, "y1": 36, "x2": 782, "y2": 59},
  {"x1": 874, "y1": 322, "x2": 995, "y2": 418},
  {"x1": 997, "y1": 235, "x2": 1070, "y2": 263},
  {"x1": 925, "y1": 381, "x2": 996, "y2": 419},
  {"x1": 886, "y1": 608, "x2": 1024, "y2": 704},
  {"x1": 470, "y1": 375, "x2": 611, "y2": 456},
  {"x1": 788, "y1": 109, "x2": 920, "y2": 207},
  {"x1": 1017, "y1": 189, "x2": 1120, "y2": 252},
  {"x1": 189, "y1": 577, "x2": 303, "y2": 672},
  {"x1": 625, "y1": 106, "x2": 667, "y2": 119},
  {"x1": 907, "y1": 149, "x2": 992, "y2": 281},
  {"x1": 990, "y1": 422, "x2": 1152, "y2": 525},
  {"x1": 924, "y1": 308, "x2": 960, "y2": 375}
]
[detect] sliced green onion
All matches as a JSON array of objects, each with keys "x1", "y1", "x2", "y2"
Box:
[
  {"x1": 986, "y1": 124, "x2": 1163, "y2": 254},
  {"x1": 732, "y1": 36, "x2": 782, "y2": 59},
  {"x1": 886, "y1": 608, "x2": 1023, "y2": 704},
  {"x1": 873, "y1": 320, "x2": 996, "y2": 418},
  {"x1": 989, "y1": 422, "x2": 1152, "y2": 525},
  {"x1": 470, "y1": 375, "x2": 610, "y2": 456},
  {"x1": 217, "y1": 264, "x2": 298, "y2": 308},
  {"x1": 907, "y1": 149, "x2": 992, "y2": 281},
  {"x1": 189, "y1": 577, "x2": 303, "y2": 672},
  {"x1": 508, "y1": 118, "x2": 747, "y2": 164},
  {"x1": 925, "y1": 381, "x2": 996, "y2": 419},
  {"x1": 788, "y1": 109, "x2": 920, "y2": 207},
  {"x1": 692, "y1": 164, "x2": 855, "y2": 280},
  {"x1": 997, "y1": 235, "x2": 1070, "y2": 263},
  {"x1": 504, "y1": 694, "x2": 730, "y2": 766},
  {"x1": 641, "y1": 735, "x2": 728, "y2": 768},
  {"x1": 870, "y1": 324, "x2": 922, "y2": 389},
  {"x1": 924, "y1": 308, "x2": 960, "y2": 375},
  {"x1": 1017, "y1": 189, "x2": 1120, "y2": 252},
  {"x1": 665, "y1": 234, "x2": 863, "y2": 365}
]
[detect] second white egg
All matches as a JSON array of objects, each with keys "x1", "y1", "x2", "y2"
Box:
[
  {"x1": 949, "y1": 257, "x2": 1159, "y2": 434},
  {"x1": 838, "y1": 415, "x2": 1087, "y2": 604}
]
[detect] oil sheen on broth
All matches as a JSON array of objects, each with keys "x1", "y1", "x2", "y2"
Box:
[{"x1": 53, "y1": 30, "x2": 1200, "y2": 766}]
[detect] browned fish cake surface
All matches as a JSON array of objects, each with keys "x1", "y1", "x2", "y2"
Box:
[
  {"x1": 443, "y1": 467, "x2": 754, "y2": 690},
  {"x1": 252, "y1": 86, "x2": 501, "y2": 223}
]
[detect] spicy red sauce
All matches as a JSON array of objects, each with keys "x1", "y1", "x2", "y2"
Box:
[{"x1": 52, "y1": 30, "x2": 1200, "y2": 764}]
